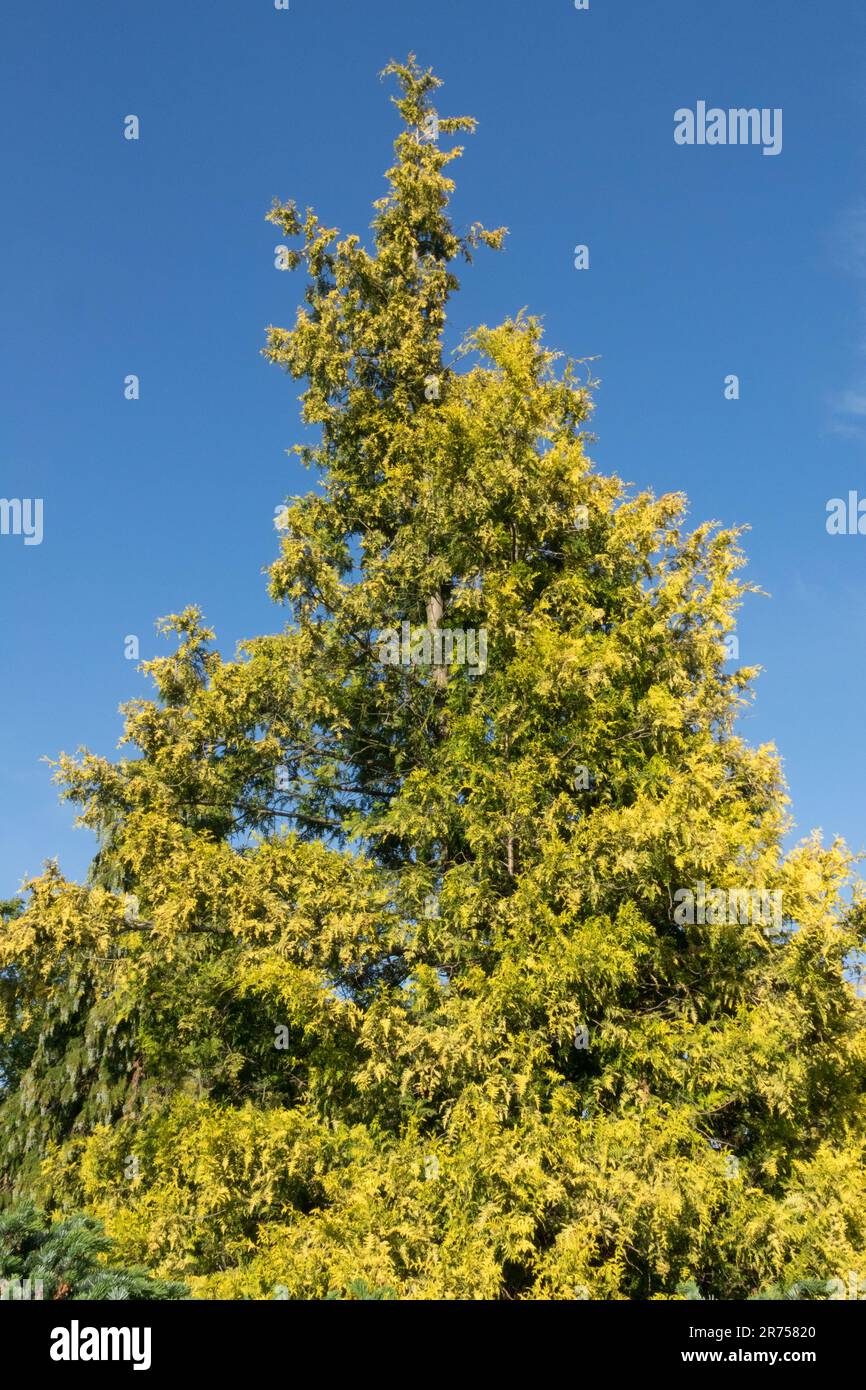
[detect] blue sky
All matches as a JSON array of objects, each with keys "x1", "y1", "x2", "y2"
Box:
[{"x1": 2, "y1": 0, "x2": 866, "y2": 895}]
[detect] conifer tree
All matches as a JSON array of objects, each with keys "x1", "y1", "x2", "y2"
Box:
[{"x1": 1, "y1": 56, "x2": 865, "y2": 1300}]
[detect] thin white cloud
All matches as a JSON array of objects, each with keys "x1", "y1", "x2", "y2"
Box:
[{"x1": 827, "y1": 202, "x2": 866, "y2": 437}]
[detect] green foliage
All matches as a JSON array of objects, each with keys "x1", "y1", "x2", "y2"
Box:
[
  {"x1": 679, "y1": 1275, "x2": 834, "y2": 1302},
  {"x1": 0, "y1": 1202, "x2": 188, "y2": 1299},
  {"x1": 1, "y1": 55, "x2": 865, "y2": 1301},
  {"x1": 325, "y1": 1279, "x2": 398, "y2": 1301}
]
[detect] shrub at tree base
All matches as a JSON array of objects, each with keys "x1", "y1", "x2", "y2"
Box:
[{"x1": 0, "y1": 1203, "x2": 188, "y2": 1300}]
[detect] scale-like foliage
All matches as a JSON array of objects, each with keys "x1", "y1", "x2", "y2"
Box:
[{"x1": 1, "y1": 56, "x2": 865, "y2": 1300}]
